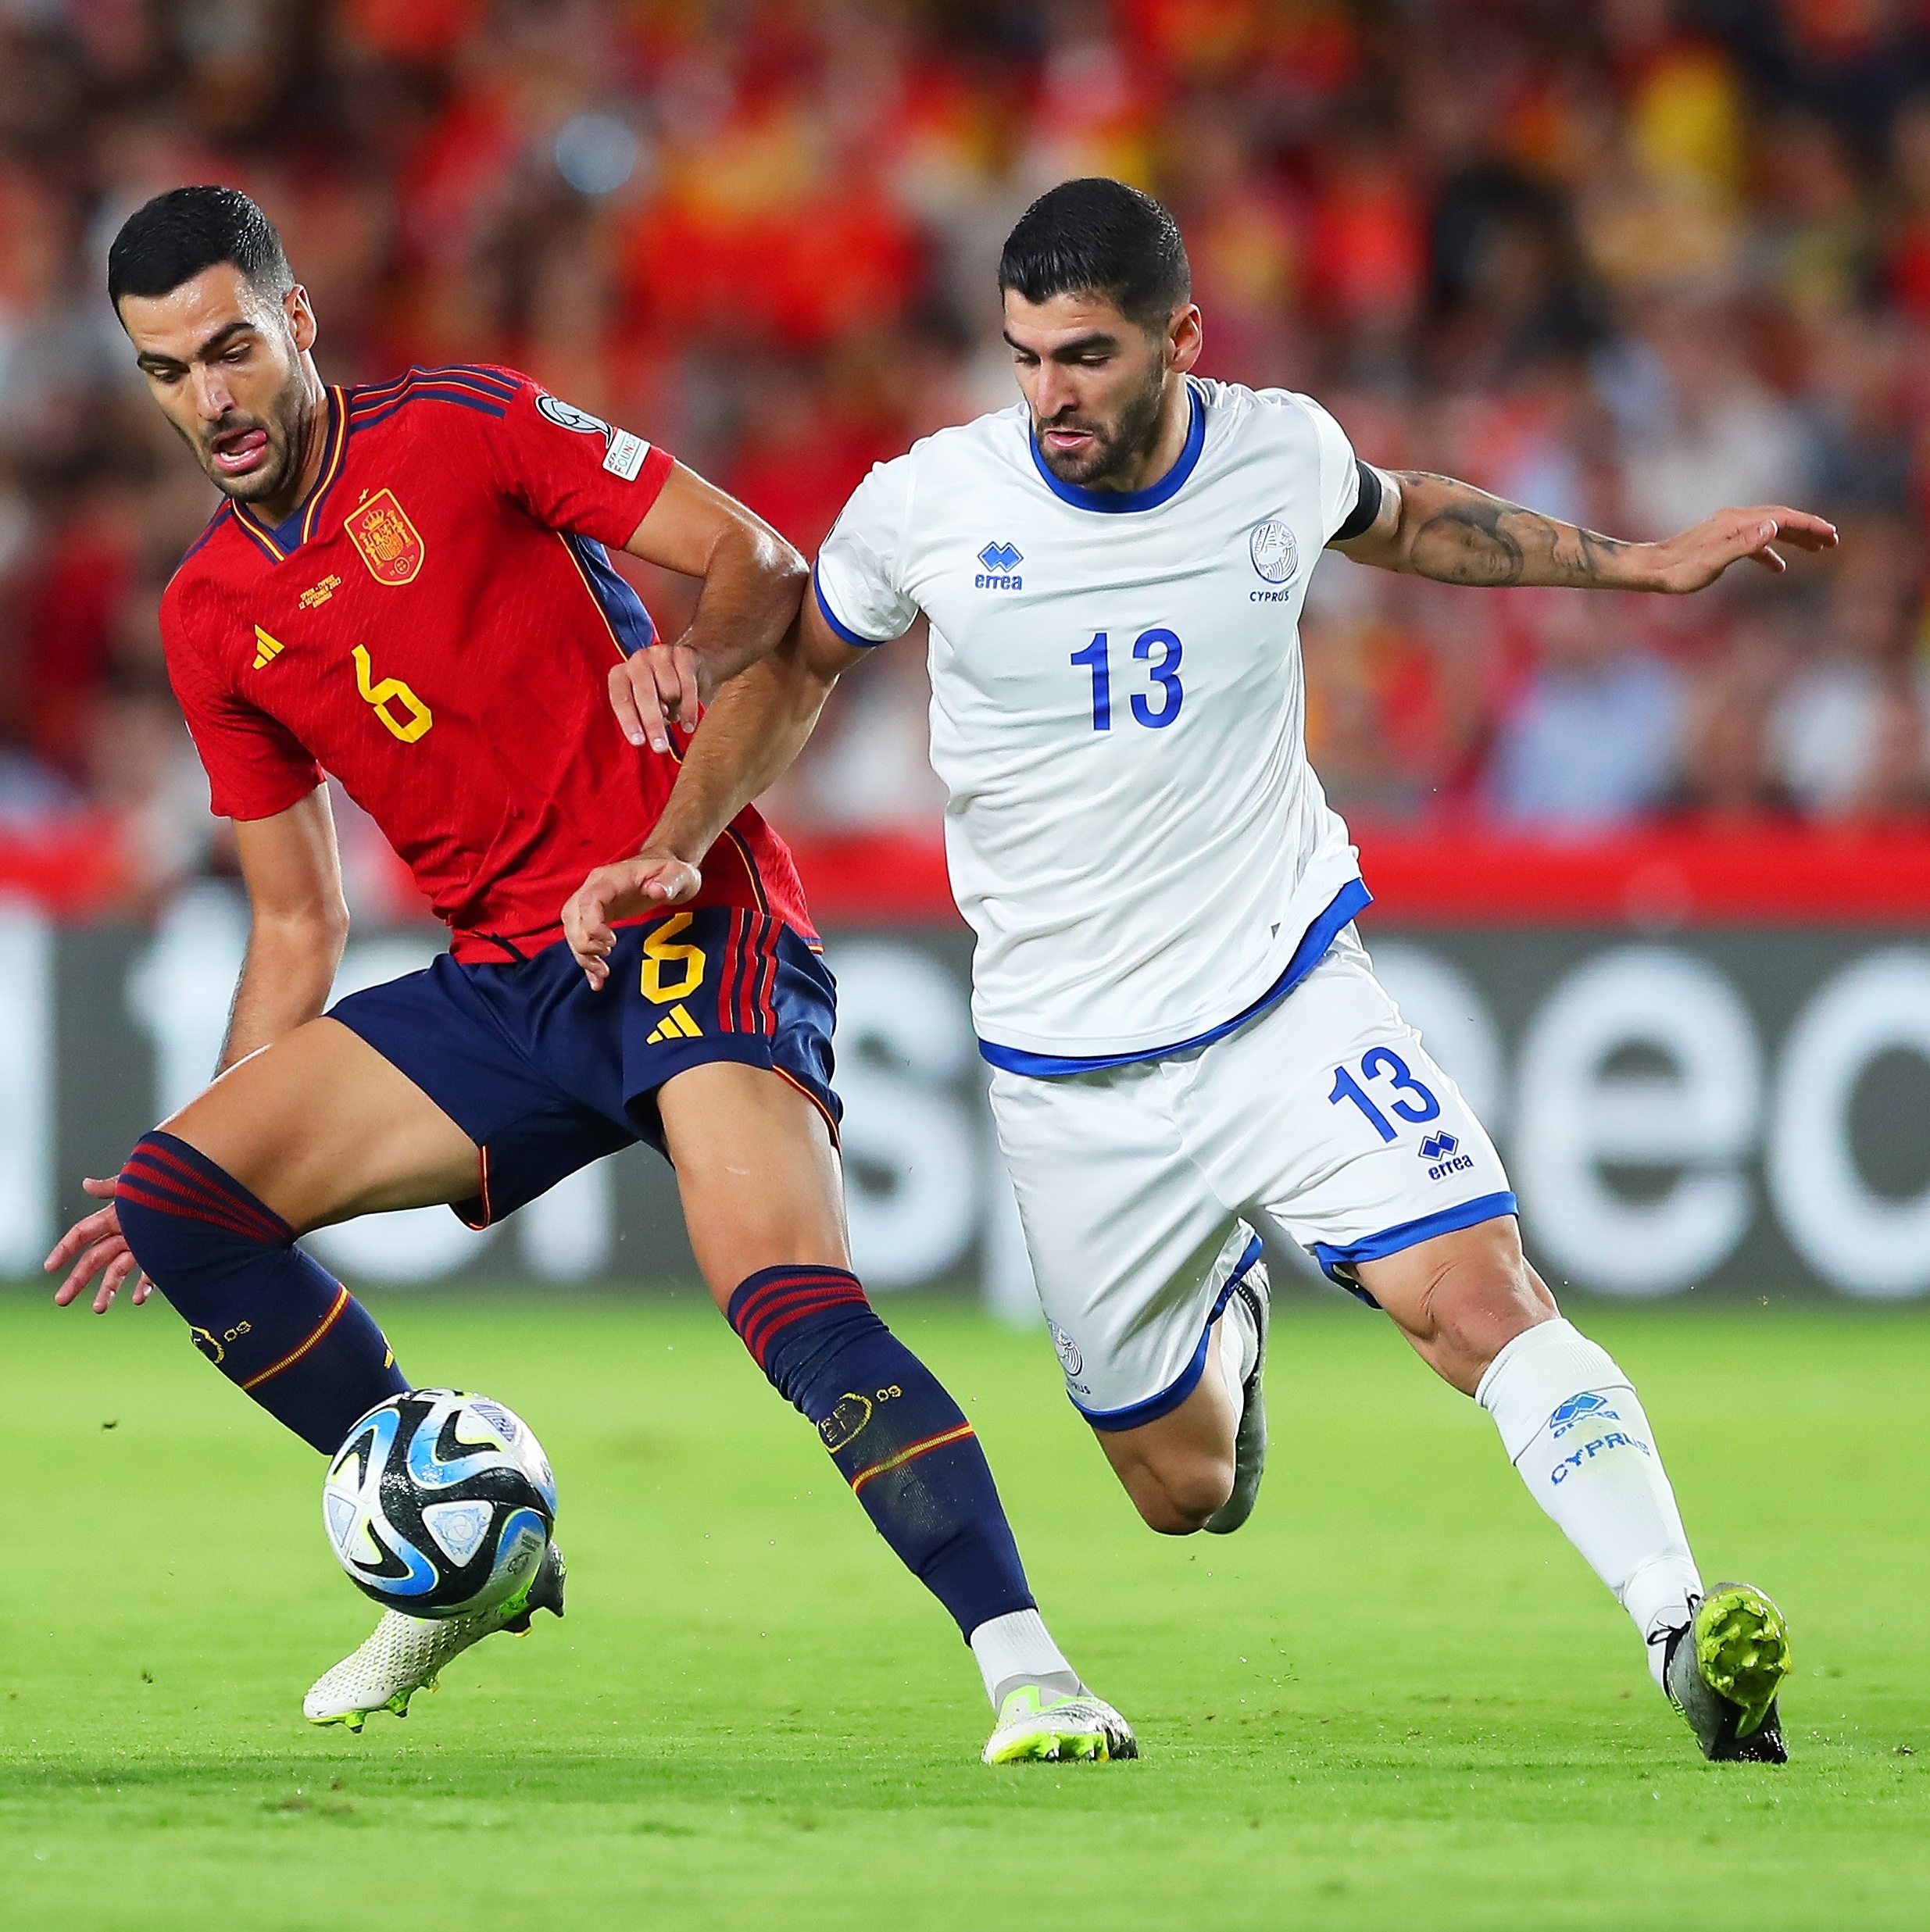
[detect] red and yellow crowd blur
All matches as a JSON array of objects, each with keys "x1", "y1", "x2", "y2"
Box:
[{"x1": 2, "y1": 0, "x2": 1928, "y2": 927}]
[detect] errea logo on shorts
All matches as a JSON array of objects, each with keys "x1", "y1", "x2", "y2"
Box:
[
  {"x1": 975, "y1": 540, "x2": 1023, "y2": 590},
  {"x1": 1418, "y1": 1130, "x2": 1474, "y2": 1181}
]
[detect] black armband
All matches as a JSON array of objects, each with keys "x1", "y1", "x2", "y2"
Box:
[{"x1": 1331, "y1": 459, "x2": 1383, "y2": 543}]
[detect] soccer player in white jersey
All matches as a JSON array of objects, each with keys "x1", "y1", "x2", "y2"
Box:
[{"x1": 565, "y1": 178, "x2": 1837, "y2": 1764}]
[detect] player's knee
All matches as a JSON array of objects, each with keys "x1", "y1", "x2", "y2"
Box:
[
  {"x1": 116, "y1": 1131, "x2": 292, "y2": 1278},
  {"x1": 1425, "y1": 1241, "x2": 1558, "y2": 1388}
]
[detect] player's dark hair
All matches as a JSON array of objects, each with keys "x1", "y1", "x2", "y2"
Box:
[
  {"x1": 998, "y1": 178, "x2": 1192, "y2": 331},
  {"x1": 107, "y1": 186, "x2": 293, "y2": 308}
]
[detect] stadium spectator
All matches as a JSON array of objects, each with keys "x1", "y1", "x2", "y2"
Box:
[
  {"x1": 1669, "y1": 606, "x2": 1799, "y2": 823},
  {"x1": 1769, "y1": 516, "x2": 1930, "y2": 817},
  {"x1": 1485, "y1": 591, "x2": 1685, "y2": 828}
]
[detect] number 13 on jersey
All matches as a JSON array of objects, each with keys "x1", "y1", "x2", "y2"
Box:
[{"x1": 1071, "y1": 628, "x2": 1184, "y2": 732}]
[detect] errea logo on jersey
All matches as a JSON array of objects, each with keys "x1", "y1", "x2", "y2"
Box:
[{"x1": 975, "y1": 540, "x2": 1023, "y2": 590}]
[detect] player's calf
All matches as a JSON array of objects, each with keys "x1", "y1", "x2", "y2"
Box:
[
  {"x1": 1478, "y1": 1313, "x2": 1703, "y2": 1685},
  {"x1": 729, "y1": 1263, "x2": 1036, "y2": 1632},
  {"x1": 1369, "y1": 1220, "x2": 1704, "y2": 1687},
  {"x1": 1091, "y1": 1296, "x2": 1260, "y2": 1535},
  {"x1": 115, "y1": 1130, "x2": 408, "y2": 1453},
  {"x1": 1375, "y1": 1218, "x2": 1746, "y2": 1741},
  {"x1": 727, "y1": 1262, "x2": 1121, "y2": 1737},
  {"x1": 1095, "y1": 1405, "x2": 1235, "y2": 1535}
]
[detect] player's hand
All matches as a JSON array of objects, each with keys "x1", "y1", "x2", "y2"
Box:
[
  {"x1": 609, "y1": 642, "x2": 702, "y2": 754},
  {"x1": 45, "y1": 1177, "x2": 154, "y2": 1314},
  {"x1": 564, "y1": 850, "x2": 702, "y2": 989},
  {"x1": 1645, "y1": 505, "x2": 1838, "y2": 594}
]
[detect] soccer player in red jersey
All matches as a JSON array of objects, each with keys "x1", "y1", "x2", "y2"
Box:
[{"x1": 41, "y1": 187, "x2": 1134, "y2": 1763}]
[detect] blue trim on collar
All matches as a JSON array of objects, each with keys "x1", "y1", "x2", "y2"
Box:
[
  {"x1": 1312, "y1": 1192, "x2": 1519, "y2": 1289},
  {"x1": 1028, "y1": 382, "x2": 1206, "y2": 513},
  {"x1": 978, "y1": 874, "x2": 1371, "y2": 1077},
  {"x1": 812, "y1": 562, "x2": 891, "y2": 648},
  {"x1": 1074, "y1": 1237, "x2": 1263, "y2": 1433}
]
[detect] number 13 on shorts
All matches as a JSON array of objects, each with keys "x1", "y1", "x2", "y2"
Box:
[{"x1": 1328, "y1": 1048, "x2": 1440, "y2": 1143}]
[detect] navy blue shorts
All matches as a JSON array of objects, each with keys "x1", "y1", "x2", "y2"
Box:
[{"x1": 329, "y1": 908, "x2": 840, "y2": 1229}]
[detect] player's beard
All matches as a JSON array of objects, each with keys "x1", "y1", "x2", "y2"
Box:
[
  {"x1": 1031, "y1": 361, "x2": 1169, "y2": 491},
  {"x1": 190, "y1": 373, "x2": 314, "y2": 507}
]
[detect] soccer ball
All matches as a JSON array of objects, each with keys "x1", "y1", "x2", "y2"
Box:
[{"x1": 322, "y1": 1389, "x2": 556, "y2": 1619}]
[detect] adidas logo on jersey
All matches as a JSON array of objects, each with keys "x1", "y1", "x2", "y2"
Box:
[
  {"x1": 252, "y1": 625, "x2": 286, "y2": 670},
  {"x1": 974, "y1": 540, "x2": 1023, "y2": 590},
  {"x1": 646, "y1": 1004, "x2": 702, "y2": 1045}
]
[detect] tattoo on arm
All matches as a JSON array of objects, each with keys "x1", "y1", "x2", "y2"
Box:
[{"x1": 1392, "y1": 471, "x2": 1635, "y2": 589}]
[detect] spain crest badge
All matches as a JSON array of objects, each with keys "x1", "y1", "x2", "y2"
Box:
[{"x1": 344, "y1": 489, "x2": 424, "y2": 586}]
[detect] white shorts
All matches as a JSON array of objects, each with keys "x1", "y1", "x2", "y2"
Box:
[{"x1": 988, "y1": 931, "x2": 1514, "y2": 1429}]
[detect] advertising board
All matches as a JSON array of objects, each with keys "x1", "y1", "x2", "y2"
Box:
[{"x1": 3, "y1": 891, "x2": 1925, "y2": 1303}]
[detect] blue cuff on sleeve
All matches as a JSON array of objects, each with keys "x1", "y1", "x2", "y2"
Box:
[{"x1": 812, "y1": 562, "x2": 892, "y2": 648}]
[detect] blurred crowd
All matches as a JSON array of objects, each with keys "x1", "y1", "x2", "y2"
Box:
[{"x1": 2, "y1": 0, "x2": 1929, "y2": 917}]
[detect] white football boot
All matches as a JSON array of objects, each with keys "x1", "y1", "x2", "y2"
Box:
[{"x1": 305, "y1": 1542, "x2": 566, "y2": 1730}]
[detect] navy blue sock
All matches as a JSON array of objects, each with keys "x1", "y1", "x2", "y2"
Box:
[
  {"x1": 116, "y1": 1131, "x2": 409, "y2": 1454},
  {"x1": 729, "y1": 1264, "x2": 1035, "y2": 1638}
]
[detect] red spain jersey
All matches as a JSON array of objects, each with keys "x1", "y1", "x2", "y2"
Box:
[{"x1": 162, "y1": 364, "x2": 813, "y2": 962}]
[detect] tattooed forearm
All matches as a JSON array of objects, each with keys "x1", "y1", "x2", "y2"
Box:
[
  {"x1": 1389, "y1": 472, "x2": 1639, "y2": 590},
  {"x1": 1398, "y1": 475, "x2": 1526, "y2": 585}
]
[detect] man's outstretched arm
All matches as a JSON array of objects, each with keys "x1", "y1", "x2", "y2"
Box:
[
  {"x1": 563, "y1": 595, "x2": 868, "y2": 987},
  {"x1": 1330, "y1": 465, "x2": 1837, "y2": 592}
]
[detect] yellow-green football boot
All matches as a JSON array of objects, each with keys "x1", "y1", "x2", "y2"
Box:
[
  {"x1": 982, "y1": 1684, "x2": 1138, "y2": 1764},
  {"x1": 1664, "y1": 1582, "x2": 1791, "y2": 1763}
]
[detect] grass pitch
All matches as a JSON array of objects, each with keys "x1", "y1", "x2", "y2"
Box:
[{"x1": 2, "y1": 1287, "x2": 1924, "y2": 1931}]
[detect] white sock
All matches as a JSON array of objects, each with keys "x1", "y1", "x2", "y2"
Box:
[
  {"x1": 969, "y1": 1609, "x2": 1081, "y2": 1711},
  {"x1": 1476, "y1": 1318, "x2": 1701, "y2": 1688},
  {"x1": 1217, "y1": 1289, "x2": 1259, "y2": 1402}
]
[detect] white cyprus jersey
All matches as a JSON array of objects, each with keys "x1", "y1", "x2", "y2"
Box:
[{"x1": 813, "y1": 377, "x2": 1370, "y2": 1069}]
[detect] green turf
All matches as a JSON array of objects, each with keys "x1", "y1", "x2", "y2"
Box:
[{"x1": 2, "y1": 1288, "x2": 1924, "y2": 1930}]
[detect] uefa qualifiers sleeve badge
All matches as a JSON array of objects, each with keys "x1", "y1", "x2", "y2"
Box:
[{"x1": 536, "y1": 391, "x2": 651, "y2": 483}]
